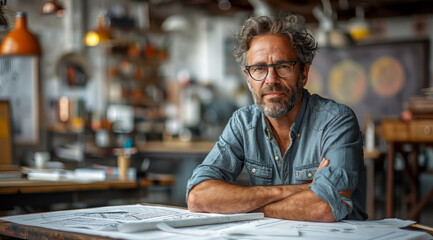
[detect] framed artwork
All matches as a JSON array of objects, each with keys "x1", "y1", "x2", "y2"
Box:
[
  {"x1": 307, "y1": 39, "x2": 429, "y2": 126},
  {"x1": 0, "y1": 56, "x2": 39, "y2": 144},
  {"x1": 0, "y1": 100, "x2": 12, "y2": 165}
]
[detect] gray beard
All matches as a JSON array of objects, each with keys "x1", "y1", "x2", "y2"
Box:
[{"x1": 252, "y1": 75, "x2": 303, "y2": 118}]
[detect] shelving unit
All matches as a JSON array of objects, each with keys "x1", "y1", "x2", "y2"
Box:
[
  {"x1": 104, "y1": 35, "x2": 168, "y2": 142},
  {"x1": 47, "y1": 29, "x2": 169, "y2": 162}
]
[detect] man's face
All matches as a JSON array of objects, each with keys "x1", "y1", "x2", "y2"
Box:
[{"x1": 244, "y1": 34, "x2": 309, "y2": 118}]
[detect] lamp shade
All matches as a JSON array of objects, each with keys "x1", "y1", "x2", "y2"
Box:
[
  {"x1": 84, "y1": 13, "x2": 113, "y2": 47},
  {"x1": 0, "y1": 12, "x2": 41, "y2": 55}
]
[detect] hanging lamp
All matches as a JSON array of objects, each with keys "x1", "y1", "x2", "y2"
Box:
[
  {"x1": 0, "y1": 11, "x2": 41, "y2": 55},
  {"x1": 41, "y1": 0, "x2": 64, "y2": 17},
  {"x1": 84, "y1": 12, "x2": 113, "y2": 47},
  {"x1": 347, "y1": 6, "x2": 371, "y2": 41}
]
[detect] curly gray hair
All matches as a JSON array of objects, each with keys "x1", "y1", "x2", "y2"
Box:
[{"x1": 233, "y1": 15, "x2": 318, "y2": 68}]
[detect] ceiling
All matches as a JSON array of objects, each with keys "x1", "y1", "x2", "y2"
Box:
[{"x1": 148, "y1": 0, "x2": 433, "y2": 24}]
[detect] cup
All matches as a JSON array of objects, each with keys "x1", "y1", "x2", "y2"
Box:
[
  {"x1": 34, "y1": 152, "x2": 50, "y2": 168},
  {"x1": 117, "y1": 155, "x2": 130, "y2": 180}
]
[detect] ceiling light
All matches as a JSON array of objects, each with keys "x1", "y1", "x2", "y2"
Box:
[
  {"x1": 313, "y1": 0, "x2": 354, "y2": 47},
  {"x1": 161, "y1": 15, "x2": 190, "y2": 32},
  {"x1": 84, "y1": 12, "x2": 113, "y2": 47},
  {"x1": 347, "y1": 6, "x2": 371, "y2": 41},
  {"x1": 41, "y1": 0, "x2": 64, "y2": 17}
]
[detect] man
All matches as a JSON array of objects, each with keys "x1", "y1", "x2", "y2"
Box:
[{"x1": 186, "y1": 15, "x2": 367, "y2": 222}]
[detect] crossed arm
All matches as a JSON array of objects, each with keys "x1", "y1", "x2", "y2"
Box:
[{"x1": 188, "y1": 158, "x2": 349, "y2": 222}]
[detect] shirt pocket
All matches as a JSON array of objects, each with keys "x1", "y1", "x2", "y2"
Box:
[
  {"x1": 244, "y1": 161, "x2": 273, "y2": 186},
  {"x1": 294, "y1": 165, "x2": 318, "y2": 183}
]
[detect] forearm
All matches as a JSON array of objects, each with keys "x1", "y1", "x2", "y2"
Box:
[
  {"x1": 261, "y1": 189, "x2": 335, "y2": 222},
  {"x1": 188, "y1": 180, "x2": 309, "y2": 213}
]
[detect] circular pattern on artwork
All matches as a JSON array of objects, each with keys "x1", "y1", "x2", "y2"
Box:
[
  {"x1": 370, "y1": 56, "x2": 405, "y2": 97},
  {"x1": 328, "y1": 60, "x2": 367, "y2": 106}
]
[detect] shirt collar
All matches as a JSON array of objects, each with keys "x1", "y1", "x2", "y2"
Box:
[
  {"x1": 263, "y1": 116, "x2": 273, "y2": 140},
  {"x1": 291, "y1": 88, "x2": 310, "y2": 136},
  {"x1": 261, "y1": 88, "x2": 310, "y2": 139}
]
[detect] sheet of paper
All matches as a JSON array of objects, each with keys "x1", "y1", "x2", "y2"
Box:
[
  {"x1": 118, "y1": 209, "x2": 264, "y2": 232},
  {"x1": 155, "y1": 221, "x2": 299, "y2": 239},
  {"x1": 343, "y1": 218, "x2": 416, "y2": 228},
  {"x1": 231, "y1": 218, "x2": 431, "y2": 240}
]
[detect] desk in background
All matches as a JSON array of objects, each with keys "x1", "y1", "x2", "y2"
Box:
[
  {"x1": 0, "y1": 141, "x2": 213, "y2": 212},
  {"x1": 381, "y1": 119, "x2": 433, "y2": 219},
  {"x1": 0, "y1": 178, "x2": 139, "y2": 212},
  {"x1": 137, "y1": 140, "x2": 215, "y2": 159},
  {"x1": 0, "y1": 177, "x2": 173, "y2": 213}
]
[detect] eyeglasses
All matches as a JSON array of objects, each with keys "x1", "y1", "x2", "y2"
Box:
[{"x1": 245, "y1": 61, "x2": 297, "y2": 81}]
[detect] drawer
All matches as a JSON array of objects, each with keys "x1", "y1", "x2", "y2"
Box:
[
  {"x1": 381, "y1": 120, "x2": 409, "y2": 141},
  {"x1": 409, "y1": 121, "x2": 433, "y2": 142}
]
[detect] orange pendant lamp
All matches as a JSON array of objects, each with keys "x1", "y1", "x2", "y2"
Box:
[
  {"x1": 84, "y1": 13, "x2": 113, "y2": 47},
  {"x1": 0, "y1": 12, "x2": 41, "y2": 55}
]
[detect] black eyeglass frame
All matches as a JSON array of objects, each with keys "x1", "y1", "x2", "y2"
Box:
[{"x1": 245, "y1": 60, "x2": 298, "y2": 81}]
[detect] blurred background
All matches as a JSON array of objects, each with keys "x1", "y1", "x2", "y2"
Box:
[{"x1": 1, "y1": 0, "x2": 433, "y2": 227}]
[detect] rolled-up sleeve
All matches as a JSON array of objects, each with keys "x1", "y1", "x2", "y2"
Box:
[
  {"x1": 309, "y1": 110, "x2": 364, "y2": 221},
  {"x1": 186, "y1": 114, "x2": 245, "y2": 201}
]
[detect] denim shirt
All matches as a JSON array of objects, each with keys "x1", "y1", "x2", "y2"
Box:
[{"x1": 187, "y1": 89, "x2": 367, "y2": 221}]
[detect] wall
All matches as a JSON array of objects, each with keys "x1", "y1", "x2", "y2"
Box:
[{"x1": 385, "y1": 16, "x2": 433, "y2": 85}]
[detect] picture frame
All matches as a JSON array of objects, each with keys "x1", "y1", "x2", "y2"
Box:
[
  {"x1": 0, "y1": 56, "x2": 39, "y2": 144},
  {"x1": 307, "y1": 39, "x2": 430, "y2": 126}
]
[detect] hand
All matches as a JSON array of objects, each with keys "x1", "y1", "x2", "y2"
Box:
[
  {"x1": 317, "y1": 157, "x2": 330, "y2": 172},
  {"x1": 339, "y1": 190, "x2": 353, "y2": 208},
  {"x1": 339, "y1": 190, "x2": 352, "y2": 199},
  {"x1": 313, "y1": 158, "x2": 353, "y2": 200},
  {"x1": 312, "y1": 158, "x2": 329, "y2": 184},
  {"x1": 311, "y1": 158, "x2": 353, "y2": 210}
]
